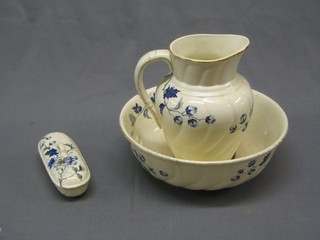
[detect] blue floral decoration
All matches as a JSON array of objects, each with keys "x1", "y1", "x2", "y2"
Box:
[
  {"x1": 45, "y1": 148, "x2": 58, "y2": 157},
  {"x1": 185, "y1": 106, "x2": 197, "y2": 116},
  {"x1": 129, "y1": 80, "x2": 249, "y2": 134},
  {"x1": 39, "y1": 138, "x2": 85, "y2": 187},
  {"x1": 131, "y1": 148, "x2": 169, "y2": 178},
  {"x1": 129, "y1": 102, "x2": 152, "y2": 127},
  {"x1": 229, "y1": 113, "x2": 251, "y2": 133},
  {"x1": 205, "y1": 115, "x2": 216, "y2": 124},
  {"x1": 163, "y1": 86, "x2": 180, "y2": 99},
  {"x1": 132, "y1": 103, "x2": 142, "y2": 114},
  {"x1": 230, "y1": 151, "x2": 273, "y2": 182},
  {"x1": 174, "y1": 116, "x2": 183, "y2": 125},
  {"x1": 159, "y1": 103, "x2": 166, "y2": 115},
  {"x1": 158, "y1": 82, "x2": 217, "y2": 128},
  {"x1": 188, "y1": 119, "x2": 198, "y2": 127},
  {"x1": 64, "y1": 156, "x2": 78, "y2": 165},
  {"x1": 48, "y1": 158, "x2": 56, "y2": 169}
]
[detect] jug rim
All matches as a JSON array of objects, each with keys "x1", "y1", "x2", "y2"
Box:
[{"x1": 169, "y1": 34, "x2": 250, "y2": 63}]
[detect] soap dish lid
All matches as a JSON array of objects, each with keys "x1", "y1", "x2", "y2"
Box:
[{"x1": 38, "y1": 132, "x2": 91, "y2": 197}]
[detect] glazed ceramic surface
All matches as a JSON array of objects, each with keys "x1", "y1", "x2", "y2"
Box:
[
  {"x1": 38, "y1": 132, "x2": 90, "y2": 197},
  {"x1": 135, "y1": 34, "x2": 253, "y2": 161},
  {"x1": 120, "y1": 87, "x2": 288, "y2": 190}
]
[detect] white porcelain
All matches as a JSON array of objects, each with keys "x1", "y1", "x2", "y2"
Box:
[
  {"x1": 119, "y1": 87, "x2": 288, "y2": 190},
  {"x1": 135, "y1": 34, "x2": 253, "y2": 161},
  {"x1": 38, "y1": 132, "x2": 90, "y2": 197}
]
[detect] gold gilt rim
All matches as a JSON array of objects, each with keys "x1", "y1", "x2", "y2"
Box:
[{"x1": 169, "y1": 34, "x2": 250, "y2": 63}]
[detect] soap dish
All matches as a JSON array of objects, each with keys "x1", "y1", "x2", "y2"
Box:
[{"x1": 38, "y1": 132, "x2": 90, "y2": 197}]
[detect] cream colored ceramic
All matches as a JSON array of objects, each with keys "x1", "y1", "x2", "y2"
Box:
[
  {"x1": 119, "y1": 87, "x2": 288, "y2": 190},
  {"x1": 38, "y1": 132, "x2": 90, "y2": 197},
  {"x1": 135, "y1": 34, "x2": 253, "y2": 161}
]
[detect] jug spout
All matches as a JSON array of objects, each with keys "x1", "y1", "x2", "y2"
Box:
[{"x1": 169, "y1": 34, "x2": 250, "y2": 86}]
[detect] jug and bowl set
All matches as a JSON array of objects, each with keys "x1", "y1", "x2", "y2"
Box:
[
  {"x1": 120, "y1": 34, "x2": 288, "y2": 190},
  {"x1": 38, "y1": 33, "x2": 288, "y2": 197}
]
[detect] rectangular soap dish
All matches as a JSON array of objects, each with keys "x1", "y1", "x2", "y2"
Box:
[{"x1": 38, "y1": 132, "x2": 90, "y2": 197}]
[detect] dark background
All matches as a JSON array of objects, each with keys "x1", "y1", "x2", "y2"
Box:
[{"x1": 0, "y1": 0, "x2": 319, "y2": 239}]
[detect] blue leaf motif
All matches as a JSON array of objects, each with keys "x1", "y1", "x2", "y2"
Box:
[
  {"x1": 78, "y1": 164, "x2": 84, "y2": 171},
  {"x1": 143, "y1": 108, "x2": 151, "y2": 119},
  {"x1": 185, "y1": 106, "x2": 197, "y2": 116},
  {"x1": 242, "y1": 122, "x2": 249, "y2": 132},
  {"x1": 163, "y1": 86, "x2": 180, "y2": 99},
  {"x1": 48, "y1": 158, "x2": 55, "y2": 169},
  {"x1": 159, "y1": 103, "x2": 166, "y2": 115},
  {"x1": 45, "y1": 148, "x2": 58, "y2": 157},
  {"x1": 259, "y1": 151, "x2": 272, "y2": 166},
  {"x1": 150, "y1": 93, "x2": 156, "y2": 103}
]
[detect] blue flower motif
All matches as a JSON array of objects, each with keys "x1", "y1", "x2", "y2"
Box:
[
  {"x1": 45, "y1": 148, "x2": 58, "y2": 157},
  {"x1": 248, "y1": 168, "x2": 256, "y2": 175},
  {"x1": 205, "y1": 115, "x2": 216, "y2": 124},
  {"x1": 231, "y1": 175, "x2": 240, "y2": 181},
  {"x1": 163, "y1": 86, "x2": 180, "y2": 99},
  {"x1": 185, "y1": 106, "x2": 197, "y2": 116},
  {"x1": 239, "y1": 113, "x2": 247, "y2": 124},
  {"x1": 48, "y1": 158, "x2": 55, "y2": 169},
  {"x1": 188, "y1": 119, "x2": 198, "y2": 127},
  {"x1": 159, "y1": 82, "x2": 218, "y2": 127},
  {"x1": 132, "y1": 103, "x2": 142, "y2": 114},
  {"x1": 159, "y1": 103, "x2": 166, "y2": 115},
  {"x1": 64, "y1": 156, "x2": 77, "y2": 165},
  {"x1": 174, "y1": 116, "x2": 183, "y2": 125},
  {"x1": 229, "y1": 125, "x2": 237, "y2": 133},
  {"x1": 248, "y1": 160, "x2": 256, "y2": 167},
  {"x1": 138, "y1": 154, "x2": 145, "y2": 162},
  {"x1": 160, "y1": 170, "x2": 169, "y2": 177}
]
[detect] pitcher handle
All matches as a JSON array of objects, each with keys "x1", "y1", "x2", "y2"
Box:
[{"x1": 134, "y1": 49, "x2": 172, "y2": 128}]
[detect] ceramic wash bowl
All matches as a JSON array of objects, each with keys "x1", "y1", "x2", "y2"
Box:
[{"x1": 119, "y1": 87, "x2": 288, "y2": 190}]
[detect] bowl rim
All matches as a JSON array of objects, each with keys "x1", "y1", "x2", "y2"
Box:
[{"x1": 119, "y1": 88, "x2": 288, "y2": 166}]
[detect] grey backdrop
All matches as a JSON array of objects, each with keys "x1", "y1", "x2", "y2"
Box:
[{"x1": 0, "y1": 0, "x2": 319, "y2": 239}]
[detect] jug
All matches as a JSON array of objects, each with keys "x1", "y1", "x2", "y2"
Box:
[{"x1": 134, "y1": 34, "x2": 253, "y2": 161}]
